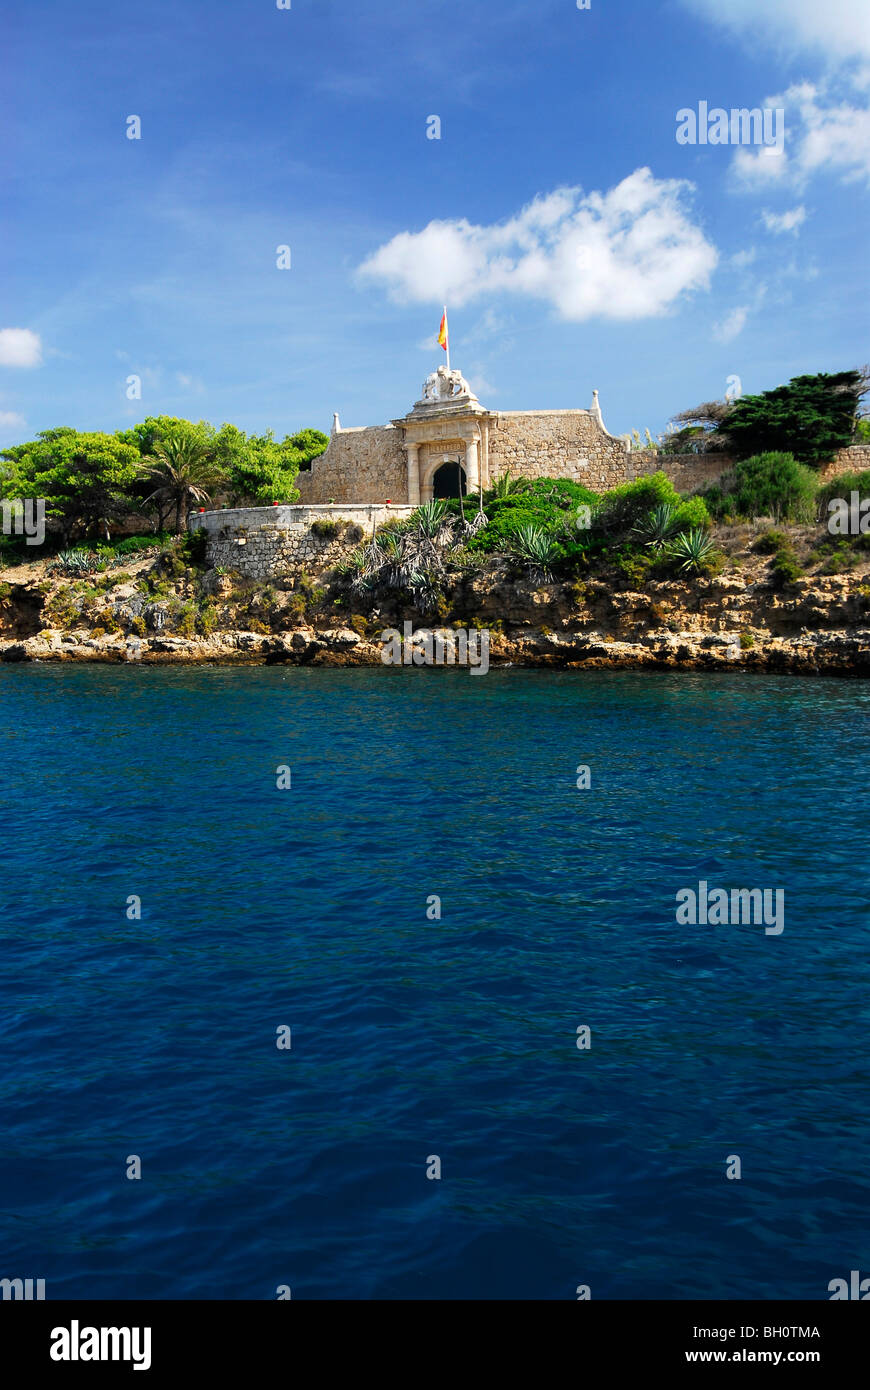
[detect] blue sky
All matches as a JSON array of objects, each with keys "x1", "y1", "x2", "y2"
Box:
[{"x1": 2, "y1": 0, "x2": 868, "y2": 446}]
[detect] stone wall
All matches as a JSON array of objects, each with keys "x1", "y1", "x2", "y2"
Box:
[
  {"x1": 487, "y1": 410, "x2": 630, "y2": 489},
  {"x1": 189, "y1": 503, "x2": 413, "y2": 580},
  {"x1": 633, "y1": 451, "x2": 735, "y2": 492},
  {"x1": 296, "y1": 426, "x2": 407, "y2": 504},
  {"x1": 817, "y1": 445, "x2": 870, "y2": 482},
  {"x1": 633, "y1": 445, "x2": 870, "y2": 494}
]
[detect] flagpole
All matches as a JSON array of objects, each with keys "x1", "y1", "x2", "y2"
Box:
[{"x1": 444, "y1": 305, "x2": 450, "y2": 373}]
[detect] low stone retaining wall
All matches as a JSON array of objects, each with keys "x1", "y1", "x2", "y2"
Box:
[{"x1": 189, "y1": 503, "x2": 414, "y2": 580}]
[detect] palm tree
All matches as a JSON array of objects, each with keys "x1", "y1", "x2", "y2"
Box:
[
  {"x1": 144, "y1": 433, "x2": 216, "y2": 533},
  {"x1": 489, "y1": 469, "x2": 530, "y2": 500}
]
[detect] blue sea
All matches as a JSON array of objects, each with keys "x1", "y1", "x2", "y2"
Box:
[{"x1": 1, "y1": 665, "x2": 869, "y2": 1300}]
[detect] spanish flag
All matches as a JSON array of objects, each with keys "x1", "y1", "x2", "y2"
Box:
[{"x1": 437, "y1": 309, "x2": 448, "y2": 351}]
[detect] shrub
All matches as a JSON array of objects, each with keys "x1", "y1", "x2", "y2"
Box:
[
  {"x1": 754, "y1": 528, "x2": 791, "y2": 554},
  {"x1": 131, "y1": 616, "x2": 146, "y2": 637},
  {"x1": 468, "y1": 478, "x2": 598, "y2": 555},
  {"x1": 180, "y1": 529, "x2": 208, "y2": 566},
  {"x1": 815, "y1": 469, "x2": 870, "y2": 523},
  {"x1": 53, "y1": 550, "x2": 94, "y2": 575},
  {"x1": 631, "y1": 503, "x2": 680, "y2": 550},
  {"x1": 704, "y1": 452, "x2": 817, "y2": 522},
  {"x1": 167, "y1": 599, "x2": 197, "y2": 636},
  {"x1": 615, "y1": 548, "x2": 652, "y2": 586},
  {"x1": 97, "y1": 607, "x2": 119, "y2": 632},
  {"x1": 595, "y1": 472, "x2": 710, "y2": 538},
  {"x1": 818, "y1": 544, "x2": 858, "y2": 575},
  {"x1": 740, "y1": 631, "x2": 755, "y2": 650},
  {"x1": 196, "y1": 603, "x2": 218, "y2": 636},
  {"x1": 770, "y1": 547, "x2": 803, "y2": 587},
  {"x1": 487, "y1": 470, "x2": 532, "y2": 499},
  {"x1": 311, "y1": 518, "x2": 341, "y2": 539},
  {"x1": 411, "y1": 499, "x2": 448, "y2": 537}
]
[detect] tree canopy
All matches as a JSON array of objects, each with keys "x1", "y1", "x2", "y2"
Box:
[
  {"x1": 3, "y1": 428, "x2": 142, "y2": 542},
  {"x1": 670, "y1": 369, "x2": 869, "y2": 466},
  {"x1": 1, "y1": 415, "x2": 329, "y2": 540}
]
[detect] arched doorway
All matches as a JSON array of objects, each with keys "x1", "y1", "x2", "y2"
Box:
[{"x1": 432, "y1": 461, "x2": 467, "y2": 498}]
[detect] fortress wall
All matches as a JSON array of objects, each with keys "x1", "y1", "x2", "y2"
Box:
[
  {"x1": 296, "y1": 425, "x2": 407, "y2": 503},
  {"x1": 293, "y1": 410, "x2": 868, "y2": 508},
  {"x1": 486, "y1": 411, "x2": 632, "y2": 489}
]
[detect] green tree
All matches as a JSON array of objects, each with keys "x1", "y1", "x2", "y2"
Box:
[
  {"x1": 118, "y1": 416, "x2": 218, "y2": 530},
  {"x1": 218, "y1": 425, "x2": 321, "y2": 505},
  {"x1": 2, "y1": 428, "x2": 143, "y2": 543},
  {"x1": 288, "y1": 428, "x2": 329, "y2": 469},
  {"x1": 721, "y1": 371, "x2": 864, "y2": 465}
]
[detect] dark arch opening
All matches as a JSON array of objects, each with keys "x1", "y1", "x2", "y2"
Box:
[{"x1": 432, "y1": 461, "x2": 467, "y2": 499}]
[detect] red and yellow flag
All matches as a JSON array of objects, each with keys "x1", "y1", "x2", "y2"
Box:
[{"x1": 437, "y1": 310, "x2": 448, "y2": 351}]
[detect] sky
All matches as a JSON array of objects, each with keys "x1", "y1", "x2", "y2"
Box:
[{"x1": 1, "y1": 0, "x2": 868, "y2": 447}]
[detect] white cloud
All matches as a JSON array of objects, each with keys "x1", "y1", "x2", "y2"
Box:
[
  {"x1": 0, "y1": 410, "x2": 26, "y2": 431},
  {"x1": 761, "y1": 206, "x2": 807, "y2": 235},
  {"x1": 733, "y1": 81, "x2": 870, "y2": 189},
  {"x1": 466, "y1": 371, "x2": 498, "y2": 398},
  {"x1": 680, "y1": 0, "x2": 870, "y2": 62},
  {"x1": 0, "y1": 328, "x2": 43, "y2": 368},
  {"x1": 730, "y1": 248, "x2": 757, "y2": 267},
  {"x1": 732, "y1": 145, "x2": 791, "y2": 187},
  {"x1": 175, "y1": 371, "x2": 206, "y2": 392},
  {"x1": 713, "y1": 306, "x2": 749, "y2": 342},
  {"x1": 358, "y1": 170, "x2": 718, "y2": 321}
]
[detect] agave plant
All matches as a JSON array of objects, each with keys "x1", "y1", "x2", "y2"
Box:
[
  {"x1": 512, "y1": 523, "x2": 559, "y2": 582},
  {"x1": 458, "y1": 505, "x2": 489, "y2": 540},
  {"x1": 406, "y1": 564, "x2": 442, "y2": 613},
  {"x1": 52, "y1": 549, "x2": 94, "y2": 575},
  {"x1": 413, "y1": 499, "x2": 448, "y2": 539},
  {"x1": 667, "y1": 528, "x2": 717, "y2": 574},
  {"x1": 631, "y1": 503, "x2": 680, "y2": 551}
]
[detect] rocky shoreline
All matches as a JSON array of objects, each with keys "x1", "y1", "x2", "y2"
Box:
[{"x1": 3, "y1": 564, "x2": 870, "y2": 674}]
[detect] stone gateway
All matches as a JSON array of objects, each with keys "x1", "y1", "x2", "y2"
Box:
[{"x1": 296, "y1": 372, "x2": 641, "y2": 504}]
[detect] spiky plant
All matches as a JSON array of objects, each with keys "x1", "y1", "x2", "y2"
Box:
[
  {"x1": 53, "y1": 550, "x2": 94, "y2": 575},
  {"x1": 631, "y1": 503, "x2": 680, "y2": 551},
  {"x1": 489, "y1": 470, "x2": 530, "y2": 500},
  {"x1": 413, "y1": 499, "x2": 448, "y2": 539},
  {"x1": 512, "y1": 523, "x2": 559, "y2": 582},
  {"x1": 667, "y1": 528, "x2": 717, "y2": 574}
]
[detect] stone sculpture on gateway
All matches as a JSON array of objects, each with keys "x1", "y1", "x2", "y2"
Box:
[{"x1": 418, "y1": 365, "x2": 480, "y2": 407}]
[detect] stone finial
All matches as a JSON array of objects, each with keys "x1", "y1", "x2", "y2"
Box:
[
  {"x1": 332, "y1": 412, "x2": 341, "y2": 434},
  {"x1": 590, "y1": 389, "x2": 603, "y2": 421}
]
